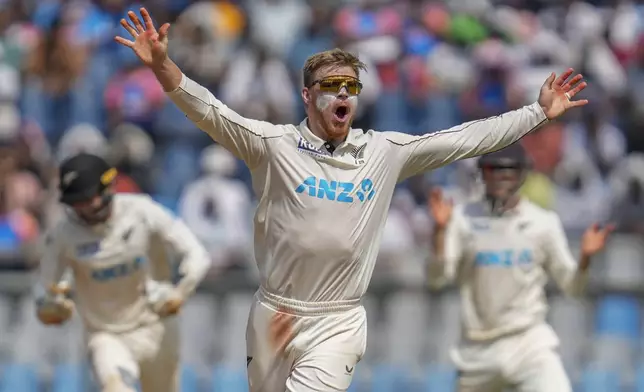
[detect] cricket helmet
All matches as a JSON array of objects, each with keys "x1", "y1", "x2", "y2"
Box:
[{"x1": 477, "y1": 142, "x2": 531, "y2": 213}]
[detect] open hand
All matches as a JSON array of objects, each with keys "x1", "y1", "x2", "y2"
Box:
[
  {"x1": 538, "y1": 68, "x2": 588, "y2": 120},
  {"x1": 581, "y1": 223, "x2": 615, "y2": 257},
  {"x1": 427, "y1": 188, "x2": 453, "y2": 229},
  {"x1": 114, "y1": 7, "x2": 170, "y2": 69}
]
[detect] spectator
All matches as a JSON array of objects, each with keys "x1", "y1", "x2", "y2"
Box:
[
  {"x1": 170, "y1": 0, "x2": 245, "y2": 88},
  {"x1": 104, "y1": 49, "x2": 166, "y2": 130},
  {"x1": 608, "y1": 154, "x2": 644, "y2": 235},
  {"x1": 0, "y1": 119, "x2": 40, "y2": 270},
  {"x1": 552, "y1": 149, "x2": 610, "y2": 231},
  {"x1": 460, "y1": 40, "x2": 518, "y2": 120},
  {"x1": 247, "y1": 0, "x2": 310, "y2": 58},
  {"x1": 108, "y1": 122, "x2": 154, "y2": 193},
  {"x1": 563, "y1": 102, "x2": 626, "y2": 178},
  {"x1": 56, "y1": 123, "x2": 108, "y2": 163},
  {"x1": 178, "y1": 145, "x2": 253, "y2": 271},
  {"x1": 22, "y1": 14, "x2": 90, "y2": 145},
  {"x1": 220, "y1": 41, "x2": 296, "y2": 124}
]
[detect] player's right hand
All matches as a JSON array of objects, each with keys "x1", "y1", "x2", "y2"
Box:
[
  {"x1": 428, "y1": 188, "x2": 453, "y2": 229},
  {"x1": 157, "y1": 297, "x2": 184, "y2": 317},
  {"x1": 115, "y1": 7, "x2": 170, "y2": 69},
  {"x1": 36, "y1": 285, "x2": 74, "y2": 325}
]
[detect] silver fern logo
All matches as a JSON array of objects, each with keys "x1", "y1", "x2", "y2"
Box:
[{"x1": 350, "y1": 144, "x2": 366, "y2": 164}]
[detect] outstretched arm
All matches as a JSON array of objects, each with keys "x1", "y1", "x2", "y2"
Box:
[
  {"x1": 115, "y1": 8, "x2": 282, "y2": 169},
  {"x1": 34, "y1": 229, "x2": 74, "y2": 325},
  {"x1": 389, "y1": 70, "x2": 588, "y2": 181}
]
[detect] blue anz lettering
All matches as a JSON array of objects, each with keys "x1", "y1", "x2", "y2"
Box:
[
  {"x1": 474, "y1": 249, "x2": 533, "y2": 267},
  {"x1": 356, "y1": 179, "x2": 376, "y2": 202},
  {"x1": 91, "y1": 256, "x2": 146, "y2": 282},
  {"x1": 295, "y1": 176, "x2": 375, "y2": 203},
  {"x1": 317, "y1": 179, "x2": 337, "y2": 200},
  {"x1": 295, "y1": 176, "x2": 317, "y2": 196},
  {"x1": 337, "y1": 182, "x2": 354, "y2": 203}
]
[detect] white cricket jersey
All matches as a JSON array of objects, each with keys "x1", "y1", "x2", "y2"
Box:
[
  {"x1": 167, "y1": 74, "x2": 548, "y2": 305},
  {"x1": 429, "y1": 199, "x2": 589, "y2": 342},
  {"x1": 37, "y1": 194, "x2": 211, "y2": 333}
]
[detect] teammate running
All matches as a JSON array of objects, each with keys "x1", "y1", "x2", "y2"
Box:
[
  {"x1": 115, "y1": 7, "x2": 589, "y2": 392},
  {"x1": 35, "y1": 153, "x2": 211, "y2": 392},
  {"x1": 427, "y1": 143, "x2": 613, "y2": 392}
]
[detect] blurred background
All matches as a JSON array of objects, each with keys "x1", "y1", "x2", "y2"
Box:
[{"x1": 0, "y1": 0, "x2": 643, "y2": 390}]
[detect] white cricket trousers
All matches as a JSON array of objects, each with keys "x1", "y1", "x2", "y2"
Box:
[
  {"x1": 453, "y1": 323, "x2": 572, "y2": 392},
  {"x1": 87, "y1": 317, "x2": 180, "y2": 392},
  {"x1": 246, "y1": 287, "x2": 367, "y2": 392}
]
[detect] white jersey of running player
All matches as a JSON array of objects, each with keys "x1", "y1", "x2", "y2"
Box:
[
  {"x1": 427, "y1": 188, "x2": 612, "y2": 392},
  {"x1": 36, "y1": 193, "x2": 211, "y2": 392},
  {"x1": 114, "y1": 7, "x2": 589, "y2": 392}
]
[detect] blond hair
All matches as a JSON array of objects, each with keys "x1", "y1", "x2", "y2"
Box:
[{"x1": 302, "y1": 49, "x2": 367, "y2": 87}]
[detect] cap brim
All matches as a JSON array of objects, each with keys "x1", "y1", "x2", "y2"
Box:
[{"x1": 59, "y1": 184, "x2": 103, "y2": 205}]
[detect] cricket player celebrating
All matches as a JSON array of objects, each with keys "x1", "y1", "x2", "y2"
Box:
[
  {"x1": 35, "y1": 153, "x2": 211, "y2": 392},
  {"x1": 115, "y1": 7, "x2": 588, "y2": 392},
  {"x1": 427, "y1": 143, "x2": 613, "y2": 392}
]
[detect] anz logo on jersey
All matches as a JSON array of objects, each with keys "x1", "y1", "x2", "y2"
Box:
[
  {"x1": 295, "y1": 176, "x2": 376, "y2": 203},
  {"x1": 474, "y1": 249, "x2": 533, "y2": 267},
  {"x1": 91, "y1": 256, "x2": 146, "y2": 282}
]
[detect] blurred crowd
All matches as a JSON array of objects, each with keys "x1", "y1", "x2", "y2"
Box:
[{"x1": 1, "y1": 0, "x2": 644, "y2": 277}]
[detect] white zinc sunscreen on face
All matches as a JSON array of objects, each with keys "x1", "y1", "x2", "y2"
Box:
[
  {"x1": 346, "y1": 95, "x2": 358, "y2": 109},
  {"x1": 315, "y1": 94, "x2": 359, "y2": 112},
  {"x1": 315, "y1": 93, "x2": 335, "y2": 111}
]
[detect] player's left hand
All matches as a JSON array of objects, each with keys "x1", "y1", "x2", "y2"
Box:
[
  {"x1": 157, "y1": 297, "x2": 183, "y2": 317},
  {"x1": 538, "y1": 68, "x2": 588, "y2": 120},
  {"x1": 427, "y1": 188, "x2": 453, "y2": 229},
  {"x1": 146, "y1": 280, "x2": 184, "y2": 317},
  {"x1": 581, "y1": 223, "x2": 615, "y2": 257}
]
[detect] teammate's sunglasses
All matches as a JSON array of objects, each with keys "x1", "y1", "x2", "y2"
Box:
[{"x1": 310, "y1": 76, "x2": 363, "y2": 95}]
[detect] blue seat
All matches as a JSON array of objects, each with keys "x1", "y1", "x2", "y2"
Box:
[
  {"x1": 181, "y1": 366, "x2": 199, "y2": 392},
  {"x1": 370, "y1": 364, "x2": 412, "y2": 392},
  {"x1": 211, "y1": 365, "x2": 247, "y2": 392},
  {"x1": 423, "y1": 365, "x2": 456, "y2": 392},
  {"x1": 52, "y1": 363, "x2": 84, "y2": 392},
  {"x1": 594, "y1": 295, "x2": 640, "y2": 340},
  {"x1": 0, "y1": 364, "x2": 39, "y2": 392},
  {"x1": 579, "y1": 366, "x2": 621, "y2": 392},
  {"x1": 633, "y1": 365, "x2": 644, "y2": 392}
]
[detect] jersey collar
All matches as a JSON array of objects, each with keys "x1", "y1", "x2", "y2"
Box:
[{"x1": 298, "y1": 119, "x2": 362, "y2": 151}]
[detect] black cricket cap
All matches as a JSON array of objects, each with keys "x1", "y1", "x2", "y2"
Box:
[
  {"x1": 478, "y1": 142, "x2": 530, "y2": 169},
  {"x1": 58, "y1": 153, "x2": 117, "y2": 204}
]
